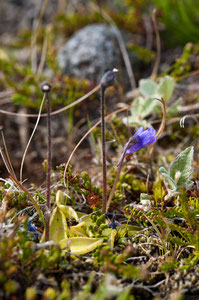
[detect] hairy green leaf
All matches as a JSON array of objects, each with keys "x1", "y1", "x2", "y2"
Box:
[
  {"x1": 170, "y1": 146, "x2": 194, "y2": 187},
  {"x1": 139, "y1": 79, "x2": 157, "y2": 98},
  {"x1": 157, "y1": 76, "x2": 175, "y2": 101}
]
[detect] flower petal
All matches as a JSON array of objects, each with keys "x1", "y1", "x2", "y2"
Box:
[
  {"x1": 117, "y1": 127, "x2": 156, "y2": 166},
  {"x1": 139, "y1": 128, "x2": 156, "y2": 146},
  {"x1": 133, "y1": 127, "x2": 144, "y2": 137},
  {"x1": 126, "y1": 141, "x2": 143, "y2": 154}
]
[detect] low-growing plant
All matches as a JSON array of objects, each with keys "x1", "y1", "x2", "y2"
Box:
[
  {"x1": 159, "y1": 146, "x2": 194, "y2": 200},
  {"x1": 123, "y1": 75, "x2": 181, "y2": 127}
]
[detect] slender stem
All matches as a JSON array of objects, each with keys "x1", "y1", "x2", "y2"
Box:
[
  {"x1": 0, "y1": 129, "x2": 17, "y2": 179},
  {"x1": 106, "y1": 137, "x2": 134, "y2": 213},
  {"x1": 100, "y1": 87, "x2": 107, "y2": 213},
  {"x1": 45, "y1": 91, "x2": 52, "y2": 242},
  {"x1": 63, "y1": 105, "x2": 130, "y2": 183}
]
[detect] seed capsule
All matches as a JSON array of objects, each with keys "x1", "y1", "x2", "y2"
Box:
[{"x1": 40, "y1": 81, "x2": 52, "y2": 93}]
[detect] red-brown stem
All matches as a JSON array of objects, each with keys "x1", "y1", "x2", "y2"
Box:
[
  {"x1": 45, "y1": 91, "x2": 52, "y2": 242},
  {"x1": 100, "y1": 87, "x2": 107, "y2": 213}
]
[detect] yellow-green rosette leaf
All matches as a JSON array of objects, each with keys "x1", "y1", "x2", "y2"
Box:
[
  {"x1": 60, "y1": 237, "x2": 104, "y2": 254},
  {"x1": 56, "y1": 190, "x2": 79, "y2": 221},
  {"x1": 40, "y1": 207, "x2": 68, "y2": 243},
  {"x1": 69, "y1": 222, "x2": 87, "y2": 237}
]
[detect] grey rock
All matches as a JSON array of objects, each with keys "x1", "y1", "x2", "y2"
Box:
[
  {"x1": 58, "y1": 24, "x2": 130, "y2": 83},
  {"x1": 0, "y1": 0, "x2": 57, "y2": 35}
]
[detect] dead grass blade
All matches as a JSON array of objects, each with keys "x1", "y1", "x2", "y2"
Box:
[
  {"x1": 0, "y1": 85, "x2": 100, "y2": 118},
  {"x1": 0, "y1": 128, "x2": 17, "y2": 179},
  {"x1": 20, "y1": 94, "x2": 45, "y2": 183},
  {"x1": 150, "y1": 9, "x2": 161, "y2": 80}
]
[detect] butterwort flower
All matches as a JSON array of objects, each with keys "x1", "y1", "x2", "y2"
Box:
[
  {"x1": 28, "y1": 220, "x2": 39, "y2": 239},
  {"x1": 117, "y1": 127, "x2": 157, "y2": 166},
  {"x1": 105, "y1": 212, "x2": 120, "y2": 229}
]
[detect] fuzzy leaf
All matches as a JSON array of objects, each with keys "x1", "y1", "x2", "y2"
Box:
[
  {"x1": 169, "y1": 146, "x2": 194, "y2": 187},
  {"x1": 159, "y1": 167, "x2": 177, "y2": 191},
  {"x1": 124, "y1": 96, "x2": 157, "y2": 127},
  {"x1": 130, "y1": 97, "x2": 145, "y2": 120},
  {"x1": 139, "y1": 79, "x2": 157, "y2": 98},
  {"x1": 123, "y1": 116, "x2": 148, "y2": 127},
  {"x1": 156, "y1": 76, "x2": 175, "y2": 101},
  {"x1": 159, "y1": 166, "x2": 169, "y2": 176},
  {"x1": 140, "y1": 97, "x2": 158, "y2": 119},
  {"x1": 60, "y1": 237, "x2": 104, "y2": 254}
]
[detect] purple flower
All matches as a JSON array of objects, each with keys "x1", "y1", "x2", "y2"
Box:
[
  {"x1": 105, "y1": 212, "x2": 120, "y2": 229},
  {"x1": 28, "y1": 220, "x2": 39, "y2": 238},
  {"x1": 117, "y1": 127, "x2": 157, "y2": 166}
]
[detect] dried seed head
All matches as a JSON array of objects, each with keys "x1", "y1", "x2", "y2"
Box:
[
  {"x1": 40, "y1": 81, "x2": 52, "y2": 93},
  {"x1": 100, "y1": 68, "x2": 118, "y2": 89}
]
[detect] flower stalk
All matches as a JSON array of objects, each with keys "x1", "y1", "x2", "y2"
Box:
[
  {"x1": 100, "y1": 86, "x2": 107, "y2": 214},
  {"x1": 41, "y1": 81, "x2": 52, "y2": 242},
  {"x1": 100, "y1": 69, "x2": 118, "y2": 213},
  {"x1": 106, "y1": 127, "x2": 157, "y2": 213}
]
